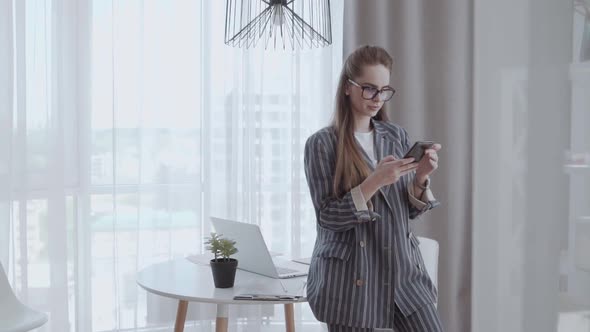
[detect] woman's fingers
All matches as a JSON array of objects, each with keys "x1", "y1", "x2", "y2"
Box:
[
  {"x1": 400, "y1": 157, "x2": 417, "y2": 165},
  {"x1": 424, "y1": 150, "x2": 438, "y2": 162},
  {"x1": 382, "y1": 157, "x2": 415, "y2": 166},
  {"x1": 399, "y1": 162, "x2": 419, "y2": 172},
  {"x1": 399, "y1": 167, "x2": 417, "y2": 177},
  {"x1": 378, "y1": 155, "x2": 396, "y2": 165},
  {"x1": 381, "y1": 158, "x2": 417, "y2": 173}
]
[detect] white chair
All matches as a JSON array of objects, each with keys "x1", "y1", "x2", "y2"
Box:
[
  {"x1": 0, "y1": 262, "x2": 48, "y2": 332},
  {"x1": 417, "y1": 236, "x2": 439, "y2": 307}
]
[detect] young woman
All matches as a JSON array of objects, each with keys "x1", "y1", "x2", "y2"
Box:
[{"x1": 304, "y1": 45, "x2": 443, "y2": 331}]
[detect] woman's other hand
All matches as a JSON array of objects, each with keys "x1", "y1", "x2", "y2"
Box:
[
  {"x1": 360, "y1": 156, "x2": 418, "y2": 200},
  {"x1": 415, "y1": 143, "x2": 442, "y2": 180}
]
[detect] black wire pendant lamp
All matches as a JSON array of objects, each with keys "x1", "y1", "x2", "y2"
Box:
[{"x1": 224, "y1": 0, "x2": 332, "y2": 50}]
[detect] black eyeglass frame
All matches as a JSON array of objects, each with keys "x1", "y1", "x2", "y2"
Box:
[{"x1": 347, "y1": 79, "x2": 396, "y2": 101}]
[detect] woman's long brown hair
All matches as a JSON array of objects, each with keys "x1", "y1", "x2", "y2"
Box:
[{"x1": 332, "y1": 45, "x2": 393, "y2": 198}]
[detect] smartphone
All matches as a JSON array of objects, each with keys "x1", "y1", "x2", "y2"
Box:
[{"x1": 403, "y1": 141, "x2": 435, "y2": 162}]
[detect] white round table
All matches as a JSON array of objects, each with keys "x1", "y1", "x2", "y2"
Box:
[{"x1": 137, "y1": 258, "x2": 307, "y2": 332}]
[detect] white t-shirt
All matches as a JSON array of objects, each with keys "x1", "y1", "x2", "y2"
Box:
[{"x1": 354, "y1": 130, "x2": 376, "y2": 166}]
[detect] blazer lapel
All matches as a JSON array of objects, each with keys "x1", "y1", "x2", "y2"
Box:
[{"x1": 371, "y1": 120, "x2": 401, "y2": 214}]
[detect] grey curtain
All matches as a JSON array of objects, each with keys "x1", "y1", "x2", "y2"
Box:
[{"x1": 343, "y1": 1, "x2": 473, "y2": 331}]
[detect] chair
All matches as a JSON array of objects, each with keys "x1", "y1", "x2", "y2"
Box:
[
  {"x1": 0, "y1": 262, "x2": 48, "y2": 332},
  {"x1": 417, "y1": 236, "x2": 439, "y2": 306}
]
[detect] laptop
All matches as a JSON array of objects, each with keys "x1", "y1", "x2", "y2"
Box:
[{"x1": 210, "y1": 217, "x2": 309, "y2": 279}]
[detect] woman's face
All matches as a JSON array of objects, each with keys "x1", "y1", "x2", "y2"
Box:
[{"x1": 346, "y1": 64, "x2": 392, "y2": 120}]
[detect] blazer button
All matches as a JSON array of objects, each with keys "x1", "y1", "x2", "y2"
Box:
[
  {"x1": 356, "y1": 279, "x2": 364, "y2": 287},
  {"x1": 359, "y1": 241, "x2": 366, "y2": 248}
]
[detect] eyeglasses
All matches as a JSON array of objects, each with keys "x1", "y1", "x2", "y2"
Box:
[{"x1": 347, "y1": 79, "x2": 395, "y2": 101}]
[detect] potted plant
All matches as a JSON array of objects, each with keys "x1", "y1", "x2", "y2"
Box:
[{"x1": 205, "y1": 233, "x2": 239, "y2": 288}]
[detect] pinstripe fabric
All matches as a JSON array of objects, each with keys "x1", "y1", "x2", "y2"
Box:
[
  {"x1": 393, "y1": 303, "x2": 444, "y2": 332},
  {"x1": 326, "y1": 324, "x2": 373, "y2": 332},
  {"x1": 304, "y1": 120, "x2": 439, "y2": 329}
]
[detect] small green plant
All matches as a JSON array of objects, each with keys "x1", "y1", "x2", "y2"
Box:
[{"x1": 205, "y1": 232, "x2": 238, "y2": 262}]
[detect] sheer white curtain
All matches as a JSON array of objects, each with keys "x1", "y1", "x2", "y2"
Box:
[
  {"x1": 0, "y1": 0, "x2": 14, "y2": 272},
  {"x1": 0, "y1": 0, "x2": 343, "y2": 331}
]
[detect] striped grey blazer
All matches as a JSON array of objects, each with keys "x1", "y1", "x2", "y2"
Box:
[{"x1": 303, "y1": 119, "x2": 438, "y2": 329}]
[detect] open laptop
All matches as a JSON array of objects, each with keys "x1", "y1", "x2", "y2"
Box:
[{"x1": 210, "y1": 217, "x2": 308, "y2": 279}]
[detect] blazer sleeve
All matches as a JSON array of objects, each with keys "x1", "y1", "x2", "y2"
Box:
[{"x1": 304, "y1": 134, "x2": 377, "y2": 232}]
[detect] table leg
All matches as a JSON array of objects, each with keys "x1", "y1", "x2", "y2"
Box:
[
  {"x1": 174, "y1": 300, "x2": 188, "y2": 332},
  {"x1": 284, "y1": 303, "x2": 295, "y2": 332},
  {"x1": 216, "y1": 304, "x2": 229, "y2": 332}
]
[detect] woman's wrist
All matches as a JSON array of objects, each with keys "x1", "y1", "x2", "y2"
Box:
[
  {"x1": 360, "y1": 176, "x2": 379, "y2": 201},
  {"x1": 415, "y1": 173, "x2": 429, "y2": 187},
  {"x1": 414, "y1": 176, "x2": 430, "y2": 190}
]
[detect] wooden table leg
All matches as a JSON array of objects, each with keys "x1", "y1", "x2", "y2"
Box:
[
  {"x1": 284, "y1": 303, "x2": 295, "y2": 332},
  {"x1": 174, "y1": 300, "x2": 188, "y2": 332},
  {"x1": 215, "y1": 317, "x2": 228, "y2": 332},
  {"x1": 216, "y1": 304, "x2": 229, "y2": 332}
]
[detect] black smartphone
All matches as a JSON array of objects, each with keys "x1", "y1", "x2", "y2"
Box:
[{"x1": 403, "y1": 141, "x2": 435, "y2": 162}]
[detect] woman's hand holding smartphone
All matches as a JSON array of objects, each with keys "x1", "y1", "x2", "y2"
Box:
[
  {"x1": 359, "y1": 141, "x2": 441, "y2": 200},
  {"x1": 406, "y1": 141, "x2": 442, "y2": 180},
  {"x1": 403, "y1": 141, "x2": 435, "y2": 162}
]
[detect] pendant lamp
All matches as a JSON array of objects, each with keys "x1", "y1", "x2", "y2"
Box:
[{"x1": 224, "y1": 0, "x2": 332, "y2": 50}]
